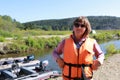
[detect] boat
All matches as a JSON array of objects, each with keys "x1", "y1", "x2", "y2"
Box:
[
  {"x1": 0, "y1": 55, "x2": 61, "y2": 80},
  {"x1": 0, "y1": 55, "x2": 40, "y2": 71}
]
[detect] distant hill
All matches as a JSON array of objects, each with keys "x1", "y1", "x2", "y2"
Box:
[{"x1": 22, "y1": 16, "x2": 120, "y2": 30}]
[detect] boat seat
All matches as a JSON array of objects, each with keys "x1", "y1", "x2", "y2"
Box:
[{"x1": 21, "y1": 67, "x2": 36, "y2": 75}]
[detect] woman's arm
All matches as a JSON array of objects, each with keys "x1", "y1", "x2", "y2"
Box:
[
  {"x1": 52, "y1": 39, "x2": 65, "y2": 69},
  {"x1": 93, "y1": 40, "x2": 105, "y2": 64},
  {"x1": 52, "y1": 39, "x2": 65, "y2": 60},
  {"x1": 92, "y1": 40, "x2": 105, "y2": 70}
]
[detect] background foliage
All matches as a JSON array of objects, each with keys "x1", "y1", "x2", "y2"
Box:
[{"x1": 23, "y1": 16, "x2": 120, "y2": 30}]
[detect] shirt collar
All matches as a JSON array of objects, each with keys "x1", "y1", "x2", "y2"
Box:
[{"x1": 71, "y1": 34, "x2": 86, "y2": 44}]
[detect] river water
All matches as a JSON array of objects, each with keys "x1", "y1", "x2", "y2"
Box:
[
  {"x1": 0, "y1": 40, "x2": 120, "y2": 71},
  {"x1": 100, "y1": 40, "x2": 120, "y2": 53},
  {"x1": 39, "y1": 40, "x2": 120, "y2": 71}
]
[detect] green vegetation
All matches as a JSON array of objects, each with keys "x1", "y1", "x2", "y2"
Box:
[
  {"x1": 0, "y1": 36, "x2": 5, "y2": 42},
  {"x1": 90, "y1": 30, "x2": 120, "y2": 43},
  {"x1": 1, "y1": 15, "x2": 120, "y2": 31},
  {"x1": 105, "y1": 44, "x2": 120, "y2": 59},
  {"x1": 0, "y1": 15, "x2": 22, "y2": 32},
  {"x1": 13, "y1": 30, "x2": 71, "y2": 36},
  {"x1": 6, "y1": 36, "x2": 62, "y2": 53},
  {"x1": 0, "y1": 30, "x2": 119, "y2": 54},
  {"x1": 23, "y1": 16, "x2": 120, "y2": 30},
  {"x1": 0, "y1": 15, "x2": 120, "y2": 57},
  {"x1": 0, "y1": 30, "x2": 13, "y2": 37}
]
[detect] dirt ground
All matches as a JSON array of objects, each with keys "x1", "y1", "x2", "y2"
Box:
[
  {"x1": 93, "y1": 54, "x2": 120, "y2": 80},
  {"x1": 51, "y1": 54, "x2": 120, "y2": 80}
]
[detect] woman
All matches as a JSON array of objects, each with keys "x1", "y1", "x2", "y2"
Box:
[{"x1": 52, "y1": 16, "x2": 104, "y2": 80}]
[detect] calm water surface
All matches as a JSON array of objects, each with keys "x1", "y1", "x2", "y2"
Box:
[
  {"x1": 39, "y1": 40, "x2": 120, "y2": 71},
  {"x1": 0, "y1": 40, "x2": 120, "y2": 71},
  {"x1": 100, "y1": 40, "x2": 120, "y2": 53}
]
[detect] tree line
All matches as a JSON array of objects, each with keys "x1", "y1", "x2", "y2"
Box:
[
  {"x1": 0, "y1": 15, "x2": 120, "y2": 31},
  {"x1": 0, "y1": 15, "x2": 24, "y2": 32},
  {"x1": 22, "y1": 16, "x2": 120, "y2": 30}
]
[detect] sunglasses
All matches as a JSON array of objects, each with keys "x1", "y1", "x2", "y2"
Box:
[{"x1": 74, "y1": 23, "x2": 86, "y2": 28}]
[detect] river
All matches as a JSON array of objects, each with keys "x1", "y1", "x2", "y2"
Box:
[
  {"x1": 0, "y1": 40, "x2": 120, "y2": 71},
  {"x1": 100, "y1": 40, "x2": 120, "y2": 53},
  {"x1": 38, "y1": 40, "x2": 120, "y2": 71}
]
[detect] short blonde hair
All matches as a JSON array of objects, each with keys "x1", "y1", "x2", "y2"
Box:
[{"x1": 74, "y1": 16, "x2": 91, "y2": 38}]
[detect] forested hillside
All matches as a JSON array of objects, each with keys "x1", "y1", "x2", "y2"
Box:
[
  {"x1": 23, "y1": 16, "x2": 120, "y2": 30},
  {"x1": 0, "y1": 15, "x2": 120, "y2": 31},
  {"x1": 88, "y1": 16, "x2": 120, "y2": 29}
]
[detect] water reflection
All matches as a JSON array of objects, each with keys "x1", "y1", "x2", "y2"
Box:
[
  {"x1": 0, "y1": 40, "x2": 120, "y2": 71},
  {"x1": 0, "y1": 48, "x2": 52, "y2": 59},
  {"x1": 38, "y1": 53, "x2": 61, "y2": 71}
]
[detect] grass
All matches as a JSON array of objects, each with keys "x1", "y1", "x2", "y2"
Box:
[{"x1": 105, "y1": 44, "x2": 120, "y2": 59}]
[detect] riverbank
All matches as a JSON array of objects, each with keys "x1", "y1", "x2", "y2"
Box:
[
  {"x1": 51, "y1": 53, "x2": 120, "y2": 80},
  {"x1": 93, "y1": 53, "x2": 120, "y2": 80}
]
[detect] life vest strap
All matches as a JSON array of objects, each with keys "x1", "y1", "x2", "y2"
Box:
[
  {"x1": 64, "y1": 62, "x2": 92, "y2": 80},
  {"x1": 64, "y1": 62, "x2": 92, "y2": 68},
  {"x1": 63, "y1": 74, "x2": 92, "y2": 80}
]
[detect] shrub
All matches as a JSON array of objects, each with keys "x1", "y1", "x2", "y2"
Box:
[
  {"x1": 0, "y1": 36, "x2": 5, "y2": 42},
  {"x1": 105, "y1": 44, "x2": 118, "y2": 59}
]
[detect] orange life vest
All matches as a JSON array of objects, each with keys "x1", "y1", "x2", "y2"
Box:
[{"x1": 63, "y1": 37, "x2": 95, "y2": 79}]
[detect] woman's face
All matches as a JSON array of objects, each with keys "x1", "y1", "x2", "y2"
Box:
[{"x1": 73, "y1": 22, "x2": 86, "y2": 38}]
